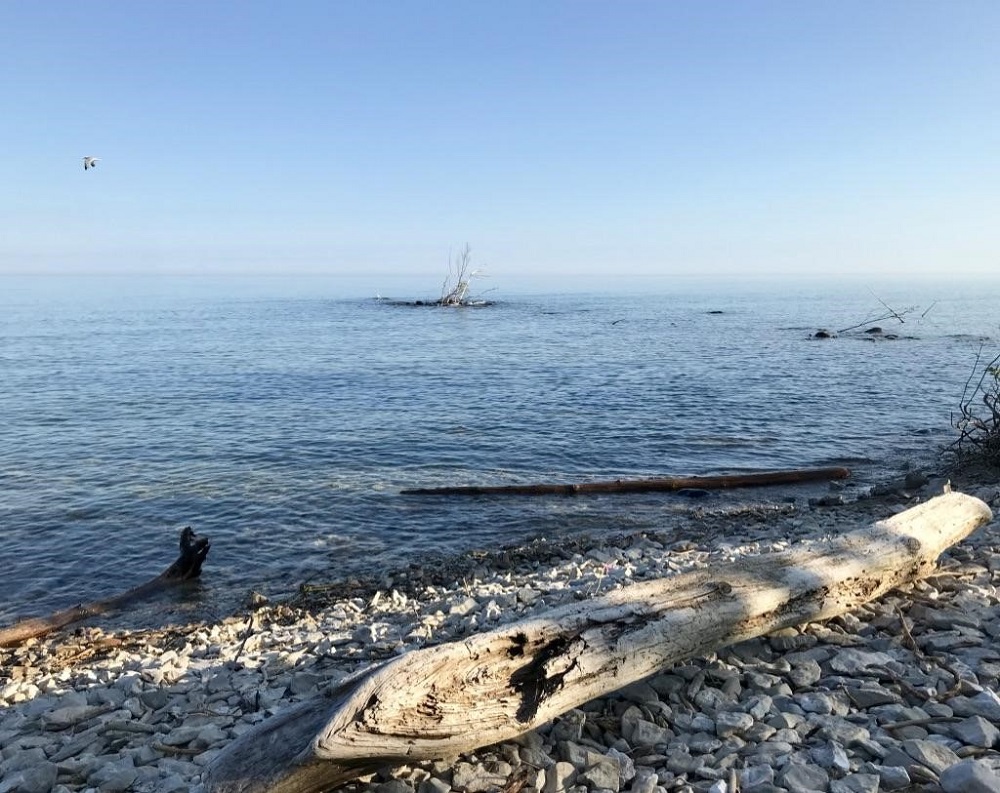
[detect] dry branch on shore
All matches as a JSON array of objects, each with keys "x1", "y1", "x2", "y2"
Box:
[{"x1": 204, "y1": 491, "x2": 992, "y2": 793}]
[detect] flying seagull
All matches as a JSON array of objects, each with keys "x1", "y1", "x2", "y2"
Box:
[{"x1": 83, "y1": 156, "x2": 100, "y2": 170}]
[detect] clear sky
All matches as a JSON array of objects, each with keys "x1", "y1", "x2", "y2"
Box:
[{"x1": 3, "y1": 1, "x2": 998, "y2": 287}]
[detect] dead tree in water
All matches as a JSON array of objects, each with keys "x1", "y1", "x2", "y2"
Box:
[
  {"x1": 203, "y1": 492, "x2": 992, "y2": 793},
  {"x1": 438, "y1": 244, "x2": 487, "y2": 306},
  {"x1": 0, "y1": 527, "x2": 210, "y2": 647},
  {"x1": 836, "y1": 289, "x2": 918, "y2": 334}
]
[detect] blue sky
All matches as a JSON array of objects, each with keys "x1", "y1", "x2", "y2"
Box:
[{"x1": 3, "y1": 1, "x2": 998, "y2": 287}]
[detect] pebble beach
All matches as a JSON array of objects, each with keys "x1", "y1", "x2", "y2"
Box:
[{"x1": 4, "y1": 470, "x2": 1000, "y2": 793}]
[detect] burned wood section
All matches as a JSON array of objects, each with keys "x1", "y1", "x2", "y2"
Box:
[
  {"x1": 0, "y1": 527, "x2": 210, "y2": 648},
  {"x1": 203, "y1": 491, "x2": 992, "y2": 793},
  {"x1": 401, "y1": 466, "x2": 852, "y2": 497}
]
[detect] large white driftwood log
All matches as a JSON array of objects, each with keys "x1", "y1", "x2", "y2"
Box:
[{"x1": 204, "y1": 491, "x2": 993, "y2": 793}]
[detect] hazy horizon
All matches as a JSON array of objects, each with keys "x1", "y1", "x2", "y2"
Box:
[{"x1": 4, "y1": 2, "x2": 998, "y2": 283}]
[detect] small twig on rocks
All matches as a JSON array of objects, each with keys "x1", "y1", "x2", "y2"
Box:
[
  {"x1": 922, "y1": 568, "x2": 981, "y2": 582},
  {"x1": 883, "y1": 715, "x2": 962, "y2": 731},
  {"x1": 928, "y1": 655, "x2": 972, "y2": 699},
  {"x1": 153, "y1": 742, "x2": 203, "y2": 756},
  {"x1": 894, "y1": 605, "x2": 923, "y2": 658},
  {"x1": 229, "y1": 613, "x2": 256, "y2": 669},
  {"x1": 101, "y1": 720, "x2": 158, "y2": 735},
  {"x1": 873, "y1": 664, "x2": 935, "y2": 702}
]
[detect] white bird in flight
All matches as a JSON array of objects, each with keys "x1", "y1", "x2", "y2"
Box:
[{"x1": 83, "y1": 156, "x2": 100, "y2": 170}]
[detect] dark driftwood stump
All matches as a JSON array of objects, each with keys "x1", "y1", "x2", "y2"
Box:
[
  {"x1": 0, "y1": 527, "x2": 210, "y2": 648},
  {"x1": 401, "y1": 466, "x2": 852, "y2": 496}
]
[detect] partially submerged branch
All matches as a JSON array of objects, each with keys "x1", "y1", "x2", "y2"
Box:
[
  {"x1": 401, "y1": 466, "x2": 851, "y2": 497},
  {"x1": 834, "y1": 289, "x2": 918, "y2": 335},
  {"x1": 0, "y1": 527, "x2": 210, "y2": 648}
]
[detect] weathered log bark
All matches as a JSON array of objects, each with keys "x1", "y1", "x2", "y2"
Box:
[
  {"x1": 0, "y1": 527, "x2": 210, "y2": 648},
  {"x1": 401, "y1": 466, "x2": 852, "y2": 496},
  {"x1": 204, "y1": 492, "x2": 992, "y2": 793}
]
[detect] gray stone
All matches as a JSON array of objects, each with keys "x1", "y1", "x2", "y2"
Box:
[
  {"x1": 628, "y1": 719, "x2": 671, "y2": 748},
  {"x1": 40, "y1": 705, "x2": 100, "y2": 731},
  {"x1": 578, "y1": 753, "x2": 621, "y2": 792},
  {"x1": 158, "y1": 776, "x2": 191, "y2": 793},
  {"x1": 685, "y1": 731, "x2": 722, "y2": 753},
  {"x1": 693, "y1": 686, "x2": 737, "y2": 712},
  {"x1": 542, "y1": 761, "x2": 576, "y2": 793},
  {"x1": 771, "y1": 632, "x2": 818, "y2": 652},
  {"x1": 0, "y1": 762, "x2": 58, "y2": 793},
  {"x1": 744, "y1": 722, "x2": 777, "y2": 742},
  {"x1": 688, "y1": 713, "x2": 716, "y2": 733},
  {"x1": 95, "y1": 767, "x2": 139, "y2": 792},
  {"x1": 605, "y1": 747, "x2": 634, "y2": 784},
  {"x1": 519, "y1": 746, "x2": 555, "y2": 769},
  {"x1": 779, "y1": 763, "x2": 830, "y2": 792},
  {"x1": 745, "y1": 694, "x2": 773, "y2": 720},
  {"x1": 830, "y1": 774, "x2": 879, "y2": 793},
  {"x1": 715, "y1": 711, "x2": 753, "y2": 738},
  {"x1": 845, "y1": 686, "x2": 898, "y2": 708},
  {"x1": 1, "y1": 747, "x2": 48, "y2": 772},
  {"x1": 739, "y1": 765, "x2": 775, "y2": 791},
  {"x1": 754, "y1": 739, "x2": 795, "y2": 760},
  {"x1": 448, "y1": 596, "x2": 478, "y2": 616},
  {"x1": 374, "y1": 781, "x2": 414, "y2": 793},
  {"x1": 940, "y1": 759, "x2": 1000, "y2": 793},
  {"x1": 665, "y1": 748, "x2": 703, "y2": 775},
  {"x1": 810, "y1": 740, "x2": 850, "y2": 773},
  {"x1": 289, "y1": 673, "x2": 323, "y2": 695},
  {"x1": 798, "y1": 692, "x2": 834, "y2": 714},
  {"x1": 619, "y1": 681, "x2": 660, "y2": 705},
  {"x1": 551, "y1": 710, "x2": 586, "y2": 742},
  {"x1": 629, "y1": 768, "x2": 658, "y2": 793},
  {"x1": 788, "y1": 659, "x2": 822, "y2": 687},
  {"x1": 874, "y1": 765, "x2": 911, "y2": 790},
  {"x1": 816, "y1": 717, "x2": 870, "y2": 746},
  {"x1": 949, "y1": 689, "x2": 1000, "y2": 722},
  {"x1": 902, "y1": 737, "x2": 962, "y2": 774},
  {"x1": 451, "y1": 761, "x2": 510, "y2": 792},
  {"x1": 139, "y1": 689, "x2": 171, "y2": 710},
  {"x1": 852, "y1": 738, "x2": 888, "y2": 760},
  {"x1": 161, "y1": 725, "x2": 202, "y2": 746},
  {"x1": 557, "y1": 740, "x2": 588, "y2": 767},
  {"x1": 767, "y1": 712, "x2": 801, "y2": 730},
  {"x1": 418, "y1": 778, "x2": 452, "y2": 793},
  {"x1": 952, "y1": 715, "x2": 1000, "y2": 748}
]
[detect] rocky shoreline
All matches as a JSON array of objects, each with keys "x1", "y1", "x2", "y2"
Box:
[{"x1": 3, "y1": 470, "x2": 1000, "y2": 793}]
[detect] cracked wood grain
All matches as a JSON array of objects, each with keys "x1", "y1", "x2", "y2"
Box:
[{"x1": 204, "y1": 491, "x2": 993, "y2": 793}]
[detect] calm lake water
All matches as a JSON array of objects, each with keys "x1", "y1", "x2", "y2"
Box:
[{"x1": 1, "y1": 275, "x2": 997, "y2": 627}]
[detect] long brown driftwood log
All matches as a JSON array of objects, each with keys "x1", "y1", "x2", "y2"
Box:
[
  {"x1": 400, "y1": 466, "x2": 851, "y2": 496},
  {"x1": 204, "y1": 491, "x2": 992, "y2": 793},
  {"x1": 0, "y1": 527, "x2": 210, "y2": 648}
]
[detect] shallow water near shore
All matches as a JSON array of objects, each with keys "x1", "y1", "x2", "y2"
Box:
[{"x1": 1, "y1": 275, "x2": 997, "y2": 628}]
